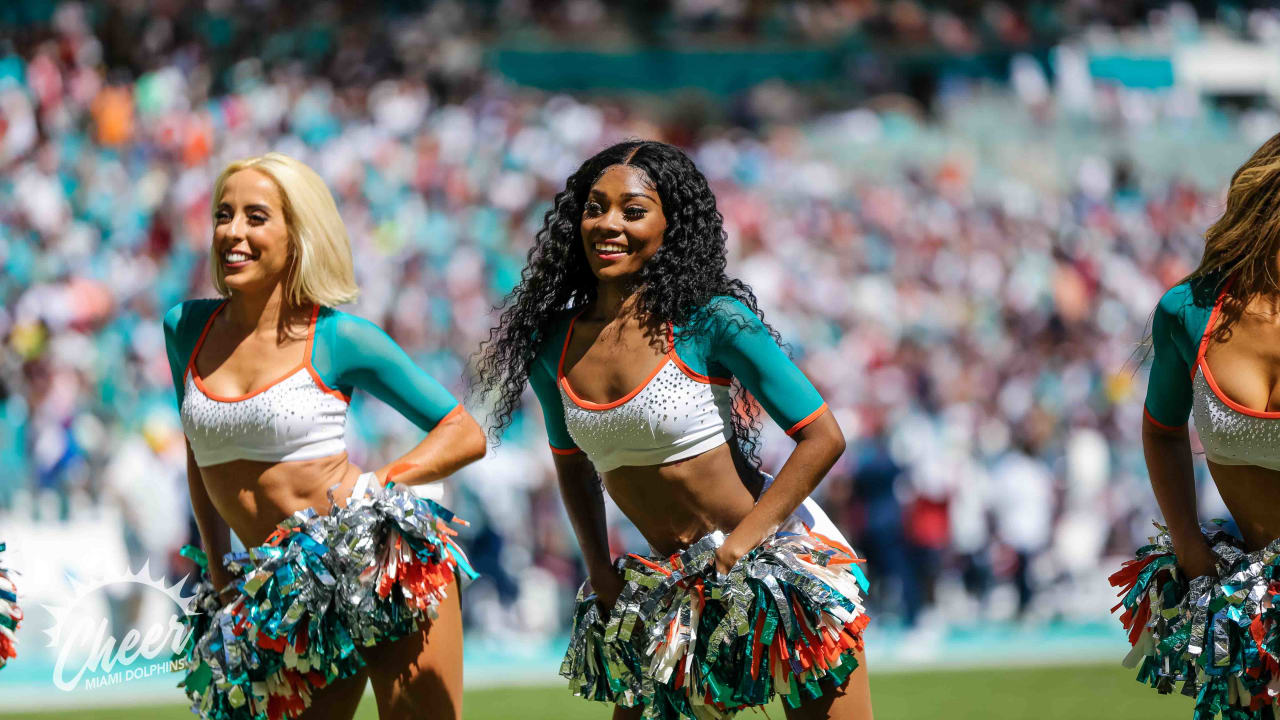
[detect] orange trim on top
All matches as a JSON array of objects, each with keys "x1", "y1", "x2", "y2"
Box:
[
  {"x1": 778, "y1": 399, "x2": 829, "y2": 435},
  {"x1": 549, "y1": 444, "x2": 583, "y2": 456},
  {"x1": 189, "y1": 303, "x2": 328, "y2": 403},
  {"x1": 1198, "y1": 360, "x2": 1280, "y2": 419},
  {"x1": 1194, "y1": 280, "x2": 1231, "y2": 376},
  {"x1": 557, "y1": 311, "x2": 673, "y2": 411},
  {"x1": 1195, "y1": 277, "x2": 1280, "y2": 419},
  {"x1": 669, "y1": 351, "x2": 731, "y2": 386},
  {"x1": 1142, "y1": 406, "x2": 1185, "y2": 432},
  {"x1": 785, "y1": 402, "x2": 829, "y2": 436},
  {"x1": 429, "y1": 403, "x2": 465, "y2": 430},
  {"x1": 667, "y1": 323, "x2": 731, "y2": 385}
]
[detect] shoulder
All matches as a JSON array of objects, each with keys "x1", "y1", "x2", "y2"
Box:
[
  {"x1": 163, "y1": 298, "x2": 221, "y2": 336},
  {"x1": 693, "y1": 295, "x2": 767, "y2": 337},
  {"x1": 532, "y1": 309, "x2": 577, "y2": 357},
  {"x1": 1154, "y1": 276, "x2": 1221, "y2": 329},
  {"x1": 318, "y1": 305, "x2": 397, "y2": 346}
]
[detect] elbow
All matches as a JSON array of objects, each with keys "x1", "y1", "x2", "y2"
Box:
[{"x1": 453, "y1": 408, "x2": 488, "y2": 465}]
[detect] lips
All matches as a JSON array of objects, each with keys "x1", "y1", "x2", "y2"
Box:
[
  {"x1": 593, "y1": 241, "x2": 628, "y2": 261},
  {"x1": 222, "y1": 249, "x2": 256, "y2": 269}
]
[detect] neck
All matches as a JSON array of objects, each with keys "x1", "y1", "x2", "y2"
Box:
[
  {"x1": 594, "y1": 279, "x2": 643, "y2": 319},
  {"x1": 225, "y1": 283, "x2": 300, "y2": 333}
]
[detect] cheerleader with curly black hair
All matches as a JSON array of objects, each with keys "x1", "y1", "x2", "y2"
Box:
[{"x1": 477, "y1": 140, "x2": 871, "y2": 720}]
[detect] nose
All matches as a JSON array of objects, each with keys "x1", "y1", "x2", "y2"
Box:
[
  {"x1": 598, "y1": 207, "x2": 625, "y2": 236},
  {"x1": 224, "y1": 211, "x2": 249, "y2": 243}
]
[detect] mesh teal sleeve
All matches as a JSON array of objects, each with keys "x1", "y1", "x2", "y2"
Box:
[
  {"x1": 163, "y1": 305, "x2": 186, "y2": 407},
  {"x1": 1143, "y1": 283, "x2": 1205, "y2": 429},
  {"x1": 313, "y1": 309, "x2": 460, "y2": 432},
  {"x1": 704, "y1": 297, "x2": 828, "y2": 435},
  {"x1": 162, "y1": 299, "x2": 221, "y2": 408},
  {"x1": 529, "y1": 356, "x2": 580, "y2": 453}
]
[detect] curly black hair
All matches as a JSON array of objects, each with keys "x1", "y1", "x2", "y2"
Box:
[{"x1": 473, "y1": 139, "x2": 785, "y2": 476}]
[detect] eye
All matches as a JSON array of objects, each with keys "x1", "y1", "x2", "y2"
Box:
[
  {"x1": 214, "y1": 210, "x2": 231, "y2": 223},
  {"x1": 624, "y1": 206, "x2": 646, "y2": 219},
  {"x1": 249, "y1": 213, "x2": 267, "y2": 224},
  {"x1": 583, "y1": 201, "x2": 603, "y2": 216}
]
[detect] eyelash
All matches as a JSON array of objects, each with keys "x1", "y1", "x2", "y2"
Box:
[
  {"x1": 215, "y1": 212, "x2": 267, "y2": 223},
  {"x1": 584, "y1": 202, "x2": 645, "y2": 218}
]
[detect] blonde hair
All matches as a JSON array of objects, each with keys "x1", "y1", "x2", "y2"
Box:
[{"x1": 211, "y1": 152, "x2": 359, "y2": 306}]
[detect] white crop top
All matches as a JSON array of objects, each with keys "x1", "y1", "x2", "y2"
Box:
[
  {"x1": 1192, "y1": 359, "x2": 1280, "y2": 472},
  {"x1": 179, "y1": 304, "x2": 349, "y2": 467},
  {"x1": 556, "y1": 317, "x2": 734, "y2": 473}
]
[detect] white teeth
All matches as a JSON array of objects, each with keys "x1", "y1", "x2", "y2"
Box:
[
  {"x1": 224, "y1": 251, "x2": 252, "y2": 263},
  {"x1": 594, "y1": 243, "x2": 627, "y2": 254}
]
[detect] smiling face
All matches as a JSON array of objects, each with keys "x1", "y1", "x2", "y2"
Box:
[
  {"x1": 580, "y1": 165, "x2": 667, "y2": 283},
  {"x1": 213, "y1": 169, "x2": 293, "y2": 296}
]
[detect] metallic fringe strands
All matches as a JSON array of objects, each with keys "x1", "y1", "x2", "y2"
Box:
[
  {"x1": 1110, "y1": 522, "x2": 1280, "y2": 720},
  {"x1": 175, "y1": 479, "x2": 476, "y2": 720},
  {"x1": 0, "y1": 542, "x2": 19, "y2": 669},
  {"x1": 562, "y1": 525, "x2": 870, "y2": 720}
]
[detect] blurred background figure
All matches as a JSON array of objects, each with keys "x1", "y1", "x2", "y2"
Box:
[{"x1": 0, "y1": 0, "x2": 1276, "y2": 704}]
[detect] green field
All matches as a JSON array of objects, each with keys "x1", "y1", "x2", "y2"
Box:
[{"x1": 0, "y1": 663, "x2": 1188, "y2": 719}]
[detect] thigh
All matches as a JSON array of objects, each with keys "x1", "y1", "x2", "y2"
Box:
[
  {"x1": 363, "y1": 579, "x2": 464, "y2": 720},
  {"x1": 783, "y1": 648, "x2": 873, "y2": 720},
  {"x1": 295, "y1": 666, "x2": 369, "y2": 720}
]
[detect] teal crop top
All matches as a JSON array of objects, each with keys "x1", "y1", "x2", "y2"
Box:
[
  {"x1": 163, "y1": 299, "x2": 460, "y2": 433},
  {"x1": 1144, "y1": 277, "x2": 1223, "y2": 429},
  {"x1": 528, "y1": 296, "x2": 828, "y2": 455}
]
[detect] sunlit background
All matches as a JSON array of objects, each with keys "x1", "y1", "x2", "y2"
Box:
[{"x1": 1, "y1": 1, "x2": 1276, "y2": 717}]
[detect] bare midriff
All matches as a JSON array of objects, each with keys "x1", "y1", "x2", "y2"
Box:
[
  {"x1": 601, "y1": 442, "x2": 762, "y2": 556},
  {"x1": 197, "y1": 452, "x2": 363, "y2": 546},
  {"x1": 1208, "y1": 464, "x2": 1280, "y2": 551}
]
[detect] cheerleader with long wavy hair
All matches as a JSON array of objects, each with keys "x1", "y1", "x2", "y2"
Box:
[
  {"x1": 1113, "y1": 132, "x2": 1280, "y2": 719},
  {"x1": 167, "y1": 153, "x2": 485, "y2": 720},
  {"x1": 477, "y1": 140, "x2": 871, "y2": 720}
]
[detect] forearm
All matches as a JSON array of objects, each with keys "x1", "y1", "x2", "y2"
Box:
[
  {"x1": 1142, "y1": 420, "x2": 1203, "y2": 549},
  {"x1": 376, "y1": 407, "x2": 487, "y2": 486},
  {"x1": 724, "y1": 413, "x2": 845, "y2": 558},
  {"x1": 185, "y1": 446, "x2": 232, "y2": 585},
  {"x1": 553, "y1": 455, "x2": 615, "y2": 577}
]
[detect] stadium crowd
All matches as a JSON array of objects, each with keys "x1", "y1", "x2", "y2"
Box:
[{"x1": 1, "y1": 1, "x2": 1276, "y2": 642}]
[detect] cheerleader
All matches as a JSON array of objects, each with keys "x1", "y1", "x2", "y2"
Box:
[
  {"x1": 0, "y1": 541, "x2": 19, "y2": 669},
  {"x1": 166, "y1": 153, "x2": 485, "y2": 720},
  {"x1": 1113, "y1": 133, "x2": 1280, "y2": 719},
  {"x1": 477, "y1": 141, "x2": 871, "y2": 719}
]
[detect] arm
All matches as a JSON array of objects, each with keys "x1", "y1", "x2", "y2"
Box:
[
  {"x1": 1143, "y1": 419, "x2": 1216, "y2": 577},
  {"x1": 184, "y1": 441, "x2": 235, "y2": 600},
  {"x1": 1142, "y1": 294, "x2": 1215, "y2": 577},
  {"x1": 164, "y1": 304, "x2": 234, "y2": 597},
  {"x1": 375, "y1": 406, "x2": 486, "y2": 486},
  {"x1": 330, "y1": 314, "x2": 485, "y2": 486},
  {"x1": 702, "y1": 299, "x2": 844, "y2": 572},
  {"x1": 553, "y1": 452, "x2": 623, "y2": 607},
  {"x1": 527, "y1": 347, "x2": 622, "y2": 602}
]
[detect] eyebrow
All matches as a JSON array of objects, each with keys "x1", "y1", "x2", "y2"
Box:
[
  {"x1": 588, "y1": 189, "x2": 658, "y2": 203},
  {"x1": 217, "y1": 202, "x2": 273, "y2": 214}
]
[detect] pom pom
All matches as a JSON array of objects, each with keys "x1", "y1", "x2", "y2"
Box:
[
  {"x1": 176, "y1": 479, "x2": 474, "y2": 720},
  {"x1": 562, "y1": 526, "x2": 869, "y2": 720},
  {"x1": 0, "y1": 542, "x2": 21, "y2": 669}
]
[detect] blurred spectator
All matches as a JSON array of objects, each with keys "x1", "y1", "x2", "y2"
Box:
[{"x1": 1, "y1": 0, "x2": 1274, "y2": 642}]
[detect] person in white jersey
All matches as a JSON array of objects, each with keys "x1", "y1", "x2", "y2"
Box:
[
  {"x1": 164, "y1": 153, "x2": 484, "y2": 720},
  {"x1": 1113, "y1": 133, "x2": 1280, "y2": 719},
  {"x1": 477, "y1": 141, "x2": 872, "y2": 720}
]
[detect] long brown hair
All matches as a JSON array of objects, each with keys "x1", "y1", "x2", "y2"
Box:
[{"x1": 1184, "y1": 132, "x2": 1280, "y2": 341}]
